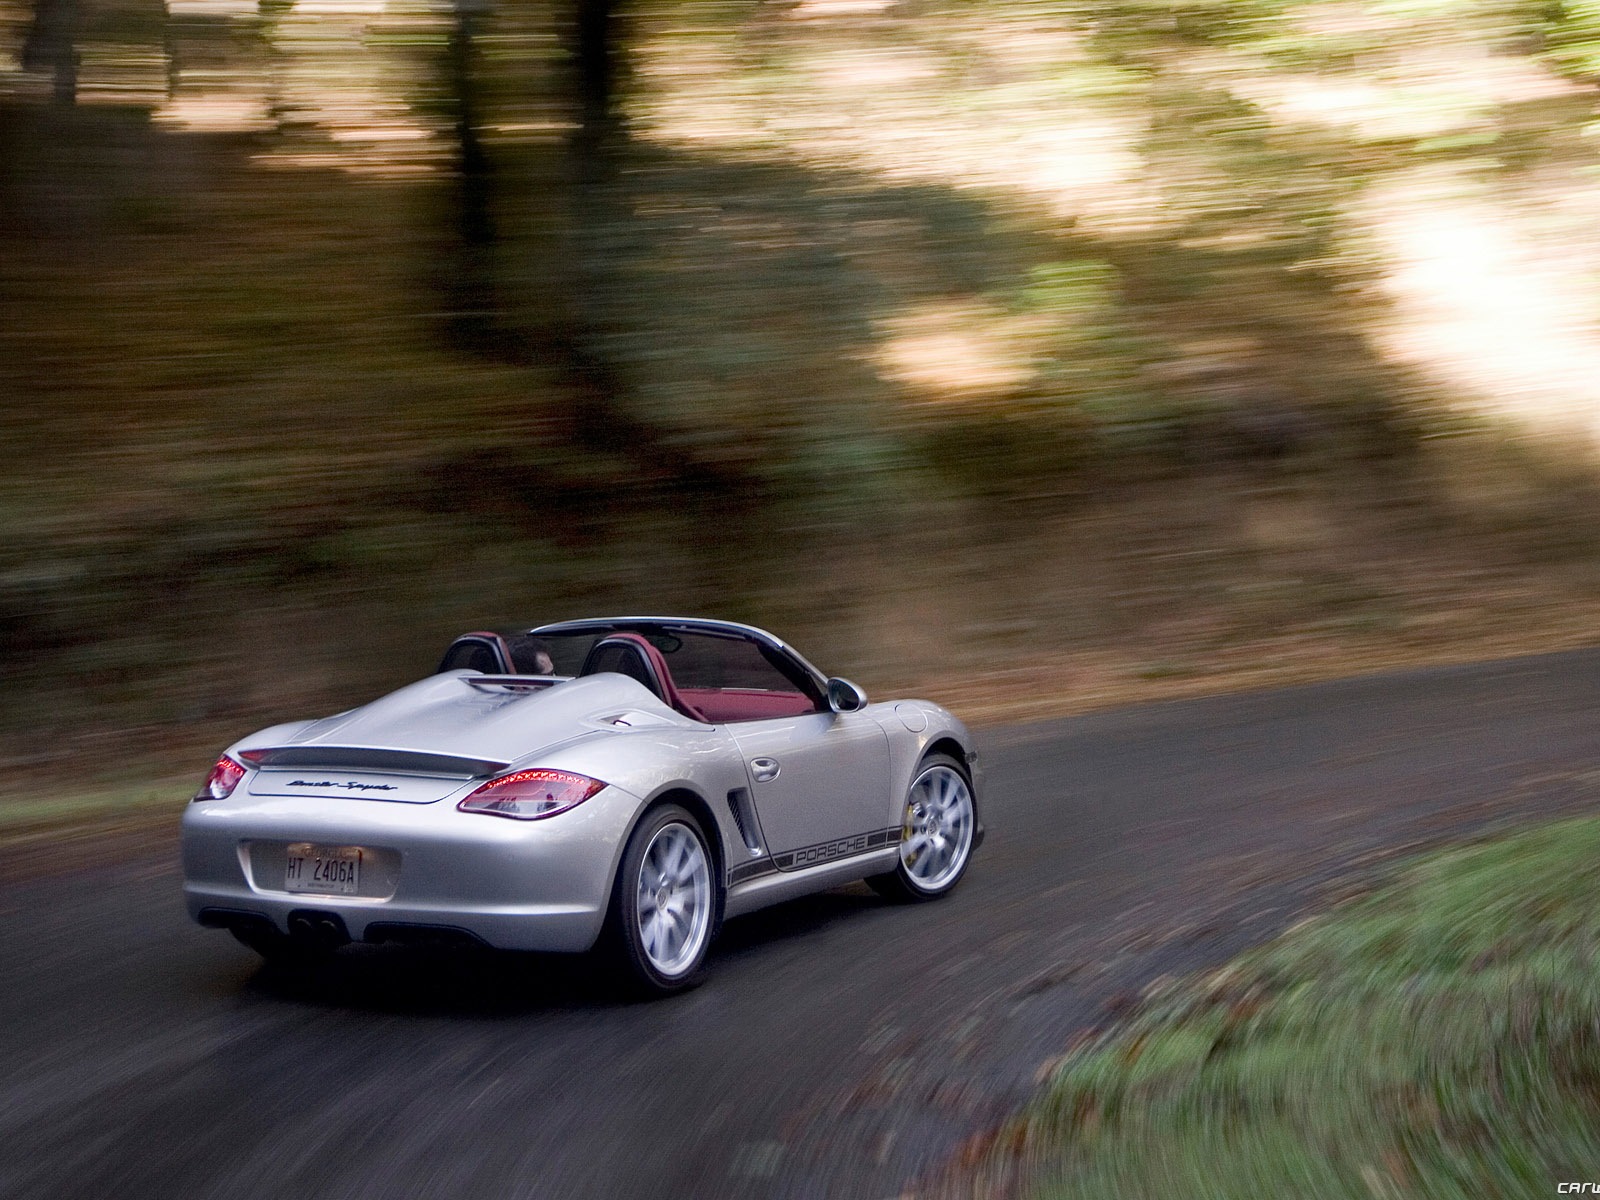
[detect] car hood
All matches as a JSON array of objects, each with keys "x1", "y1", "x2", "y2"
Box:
[{"x1": 236, "y1": 673, "x2": 689, "y2": 774}]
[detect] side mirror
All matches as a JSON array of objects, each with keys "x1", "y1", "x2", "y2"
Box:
[{"x1": 826, "y1": 677, "x2": 868, "y2": 713}]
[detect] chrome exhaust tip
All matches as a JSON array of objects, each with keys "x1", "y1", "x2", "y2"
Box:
[{"x1": 287, "y1": 910, "x2": 350, "y2": 949}]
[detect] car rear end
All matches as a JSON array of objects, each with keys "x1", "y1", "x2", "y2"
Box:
[{"x1": 181, "y1": 749, "x2": 640, "y2": 955}]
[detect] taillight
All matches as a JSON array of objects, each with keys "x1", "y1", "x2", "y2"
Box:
[
  {"x1": 193, "y1": 755, "x2": 246, "y2": 802},
  {"x1": 457, "y1": 769, "x2": 605, "y2": 820}
]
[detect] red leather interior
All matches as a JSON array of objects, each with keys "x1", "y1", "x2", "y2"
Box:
[
  {"x1": 677, "y1": 688, "x2": 819, "y2": 723},
  {"x1": 589, "y1": 633, "x2": 710, "y2": 723},
  {"x1": 585, "y1": 633, "x2": 820, "y2": 724}
]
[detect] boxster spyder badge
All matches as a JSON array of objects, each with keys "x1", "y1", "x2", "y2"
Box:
[{"x1": 182, "y1": 617, "x2": 984, "y2": 994}]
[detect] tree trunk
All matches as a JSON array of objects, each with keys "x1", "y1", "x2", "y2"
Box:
[
  {"x1": 21, "y1": 0, "x2": 80, "y2": 105},
  {"x1": 572, "y1": 0, "x2": 625, "y2": 180},
  {"x1": 450, "y1": 0, "x2": 494, "y2": 246}
]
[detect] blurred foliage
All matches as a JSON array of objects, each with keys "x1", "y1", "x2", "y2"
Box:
[
  {"x1": 957, "y1": 815, "x2": 1600, "y2": 1198},
  {"x1": 3, "y1": 0, "x2": 1600, "y2": 775}
]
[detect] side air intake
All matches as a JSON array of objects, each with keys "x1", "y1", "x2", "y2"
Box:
[{"x1": 726, "y1": 787, "x2": 764, "y2": 856}]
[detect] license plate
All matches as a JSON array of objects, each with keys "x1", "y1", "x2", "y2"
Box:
[{"x1": 285, "y1": 843, "x2": 363, "y2": 895}]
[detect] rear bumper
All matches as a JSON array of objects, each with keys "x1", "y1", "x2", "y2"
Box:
[
  {"x1": 181, "y1": 783, "x2": 643, "y2": 953},
  {"x1": 186, "y1": 887, "x2": 603, "y2": 951}
]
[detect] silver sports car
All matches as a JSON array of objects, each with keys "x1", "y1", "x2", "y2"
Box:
[{"x1": 182, "y1": 617, "x2": 983, "y2": 993}]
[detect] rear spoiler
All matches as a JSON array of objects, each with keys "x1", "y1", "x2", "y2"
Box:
[{"x1": 236, "y1": 746, "x2": 510, "y2": 779}]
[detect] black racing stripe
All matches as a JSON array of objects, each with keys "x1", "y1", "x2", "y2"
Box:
[
  {"x1": 727, "y1": 859, "x2": 779, "y2": 886},
  {"x1": 727, "y1": 829, "x2": 903, "y2": 885},
  {"x1": 780, "y1": 828, "x2": 901, "y2": 858},
  {"x1": 773, "y1": 828, "x2": 903, "y2": 872}
]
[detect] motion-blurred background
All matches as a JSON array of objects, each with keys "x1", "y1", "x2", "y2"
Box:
[{"x1": 5, "y1": 0, "x2": 1600, "y2": 783}]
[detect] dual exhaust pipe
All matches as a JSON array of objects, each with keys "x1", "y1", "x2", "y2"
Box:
[{"x1": 287, "y1": 910, "x2": 350, "y2": 949}]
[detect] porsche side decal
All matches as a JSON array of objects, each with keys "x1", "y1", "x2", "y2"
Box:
[{"x1": 727, "y1": 827, "x2": 900, "y2": 885}]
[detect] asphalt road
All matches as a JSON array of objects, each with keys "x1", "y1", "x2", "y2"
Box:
[{"x1": 4, "y1": 649, "x2": 1600, "y2": 1200}]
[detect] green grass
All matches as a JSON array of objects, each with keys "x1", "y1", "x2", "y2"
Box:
[
  {"x1": 978, "y1": 817, "x2": 1600, "y2": 1199},
  {"x1": 0, "y1": 778, "x2": 192, "y2": 846}
]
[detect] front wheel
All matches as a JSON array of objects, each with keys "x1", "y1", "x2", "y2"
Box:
[
  {"x1": 868, "y1": 754, "x2": 977, "y2": 902},
  {"x1": 608, "y1": 804, "x2": 719, "y2": 995}
]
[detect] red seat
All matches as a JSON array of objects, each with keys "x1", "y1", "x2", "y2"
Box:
[
  {"x1": 437, "y1": 631, "x2": 514, "y2": 675},
  {"x1": 580, "y1": 632, "x2": 708, "y2": 723}
]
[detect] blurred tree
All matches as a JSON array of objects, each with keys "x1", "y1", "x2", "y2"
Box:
[
  {"x1": 449, "y1": 0, "x2": 494, "y2": 246},
  {"x1": 421, "y1": 0, "x2": 754, "y2": 508},
  {"x1": 573, "y1": 0, "x2": 628, "y2": 177},
  {"x1": 258, "y1": 0, "x2": 297, "y2": 132},
  {"x1": 20, "y1": 0, "x2": 79, "y2": 104}
]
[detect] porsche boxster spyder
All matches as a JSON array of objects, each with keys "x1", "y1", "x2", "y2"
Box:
[{"x1": 182, "y1": 617, "x2": 983, "y2": 993}]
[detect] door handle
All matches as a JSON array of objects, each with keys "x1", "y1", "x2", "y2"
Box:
[{"x1": 750, "y1": 758, "x2": 780, "y2": 783}]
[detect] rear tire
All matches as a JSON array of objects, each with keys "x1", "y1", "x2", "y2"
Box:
[
  {"x1": 607, "y1": 804, "x2": 719, "y2": 995},
  {"x1": 868, "y1": 754, "x2": 977, "y2": 902}
]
